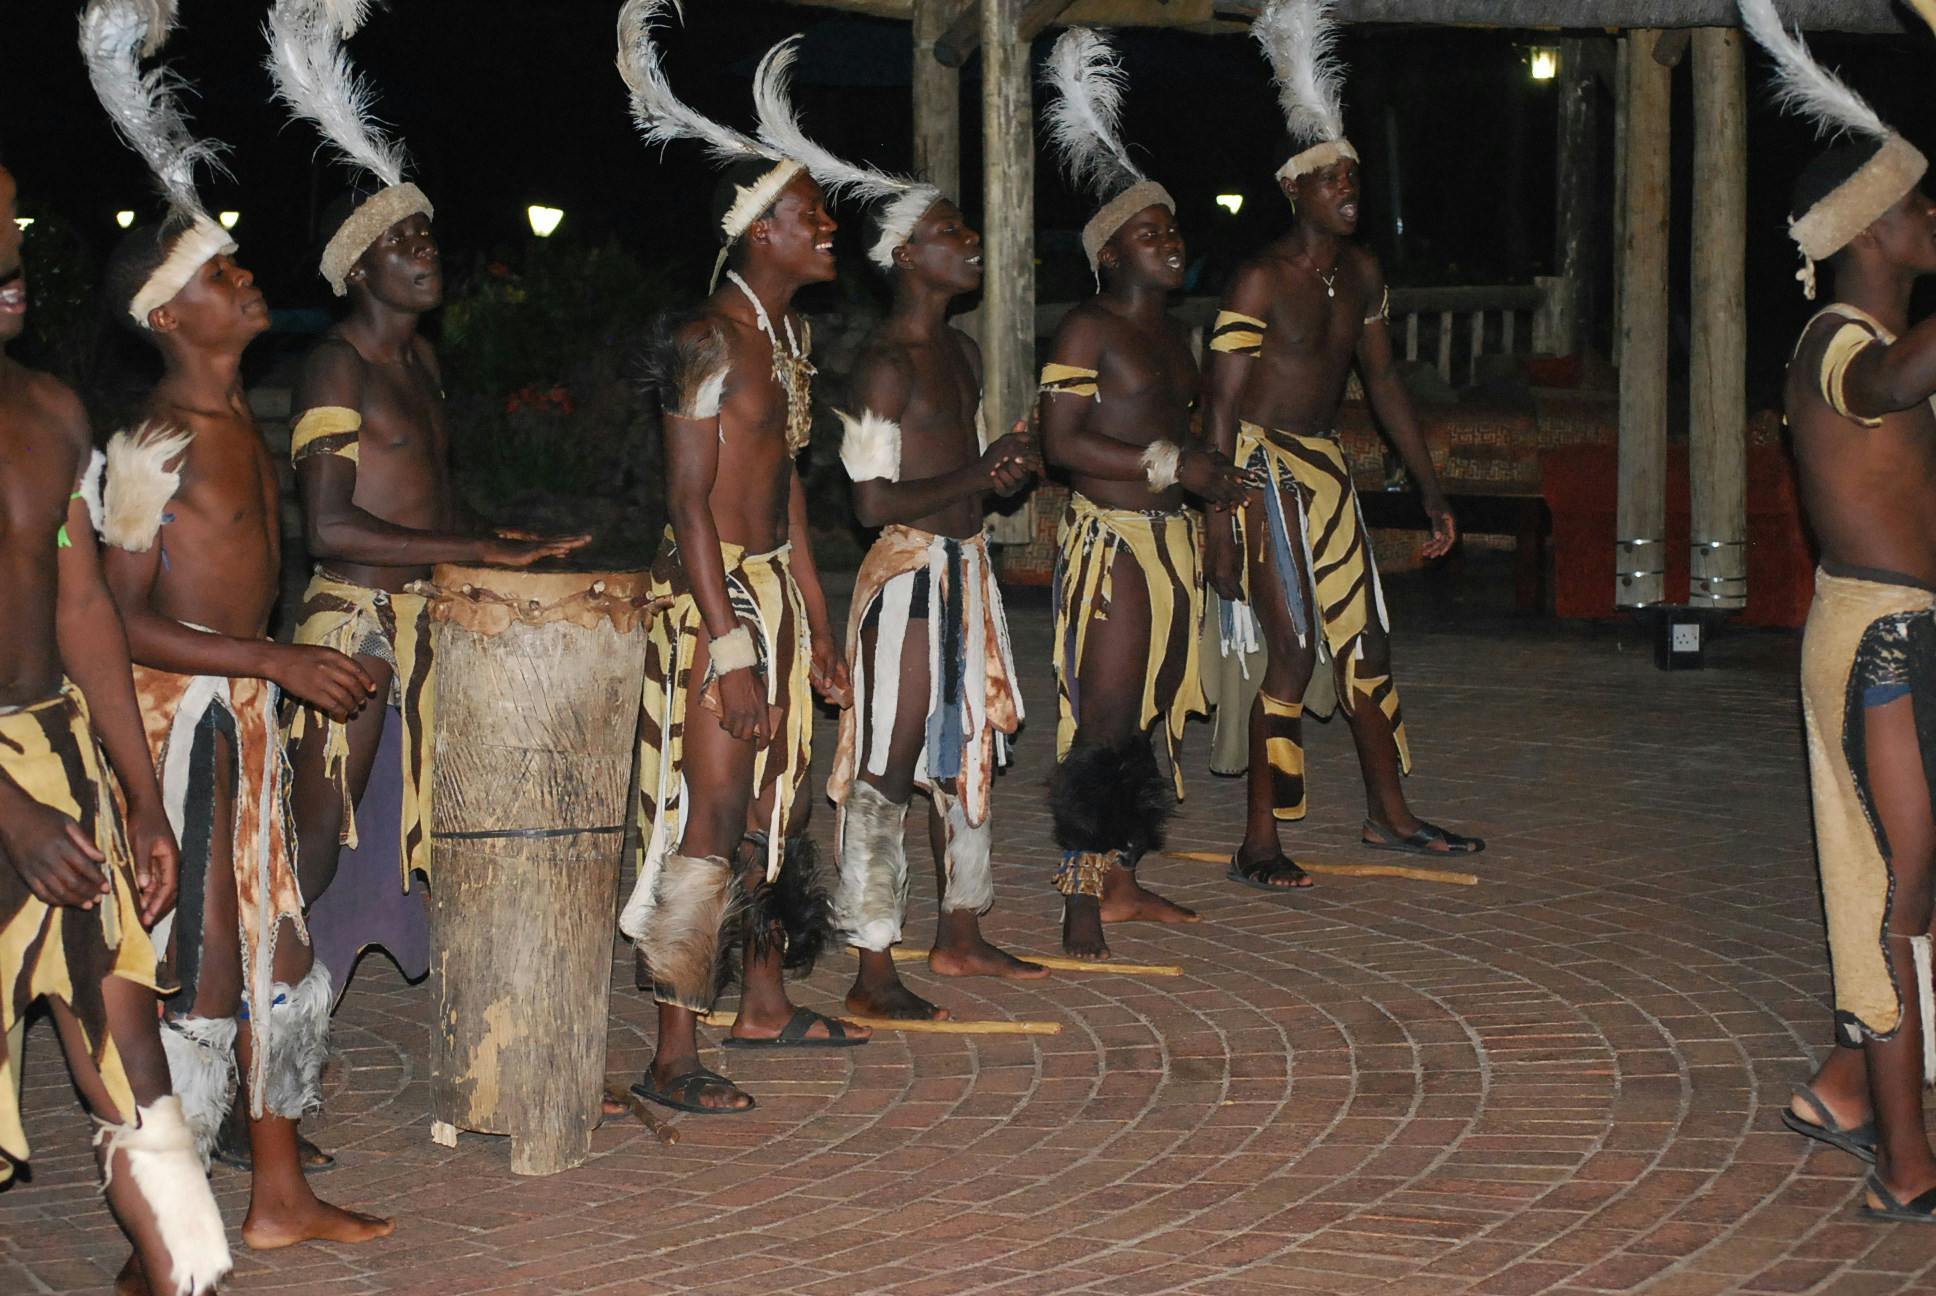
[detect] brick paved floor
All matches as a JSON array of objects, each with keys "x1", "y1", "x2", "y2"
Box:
[{"x1": 8, "y1": 560, "x2": 1936, "y2": 1295}]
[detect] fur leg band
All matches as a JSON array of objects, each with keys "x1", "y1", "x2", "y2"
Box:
[
  {"x1": 1259, "y1": 691, "x2": 1309, "y2": 822},
  {"x1": 258, "y1": 966, "x2": 331, "y2": 1121},
  {"x1": 1914, "y1": 933, "x2": 1936, "y2": 1089},
  {"x1": 1055, "y1": 850, "x2": 1113, "y2": 899},
  {"x1": 158, "y1": 1015, "x2": 237, "y2": 1168},
  {"x1": 836, "y1": 782, "x2": 910, "y2": 951},
  {"x1": 737, "y1": 834, "x2": 836, "y2": 977},
  {"x1": 638, "y1": 853, "x2": 740, "y2": 1012},
  {"x1": 932, "y1": 785, "x2": 994, "y2": 915},
  {"x1": 1048, "y1": 737, "x2": 1173, "y2": 858},
  {"x1": 95, "y1": 1098, "x2": 233, "y2": 1296}
]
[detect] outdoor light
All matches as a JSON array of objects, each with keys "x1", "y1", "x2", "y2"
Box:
[
  {"x1": 13, "y1": 217, "x2": 32, "y2": 231},
  {"x1": 1529, "y1": 47, "x2": 1559, "y2": 81},
  {"x1": 527, "y1": 205, "x2": 564, "y2": 238},
  {"x1": 1215, "y1": 193, "x2": 1244, "y2": 216},
  {"x1": 218, "y1": 210, "x2": 239, "y2": 230},
  {"x1": 115, "y1": 209, "x2": 135, "y2": 229}
]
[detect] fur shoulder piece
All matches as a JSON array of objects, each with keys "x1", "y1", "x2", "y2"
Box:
[
  {"x1": 641, "y1": 313, "x2": 731, "y2": 420},
  {"x1": 836, "y1": 408, "x2": 902, "y2": 484},
  {"x1": 103, "y1": 420, "x2": 194, "y2": 552},
  {"x1": 79, "y1": 449, "x2": 108, "y2": 535}
]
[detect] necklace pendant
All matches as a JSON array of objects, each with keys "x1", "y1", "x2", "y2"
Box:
[{"x1": 1326, "y1": 285, "x2": 1335, "y2": 299}]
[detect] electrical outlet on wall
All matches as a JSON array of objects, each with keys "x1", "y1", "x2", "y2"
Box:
[{"x1": 1671, "y1": 622, "x2": 1700, "y2": 654}]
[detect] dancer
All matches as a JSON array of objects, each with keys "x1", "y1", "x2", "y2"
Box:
[
  {"x1": 0, "y1": 144, "x2": 228, "y2": 1293},
  {"x1": 85, "y1": 0, "x2": 393, "y2": 1254},
  {"x1": 1203, "y1": 0, "x2": 1480, "y2": 892},
  {"x1": 751, "y1": 38, "x2": 1047, "y2": 1016},
  {"x1": 264, "y1": 0, "x2": 587, "y2": 1009},
  {"x1": 615, "y1": 0, "x2": 866, "y2": 1116},
  {"x1": 1038, "y1": 30, "x2": 1254, "y2": 959},
  {"x1": 1740, "y1": 0, "x2": 1936, "y2": 1225}
]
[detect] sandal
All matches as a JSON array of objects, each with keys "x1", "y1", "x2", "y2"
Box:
[
  {"x1": 1863, "y1": 1173, "x2": 1936, "y2": 1224},
  {"x1": 1362, "y1": 819, "x2": 1485, "y2": 856},
  {"x1": 720, "y1": 1006, "x2": 868, "y2": 1050},
  {"x1": 628, "y1": 1068, "x2": 755, "y2": 1116},
  {"x1": 1781, "y1": 1083, "x2": 1877, "y2": 1164},
  {"x1": 1226, "y1": 852, "x2": 1312, "y2": 891}
]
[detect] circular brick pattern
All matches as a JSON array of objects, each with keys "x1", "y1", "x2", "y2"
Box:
[{"x1": 5, "y1": 589, "x2": 1933, "y2": 1294}]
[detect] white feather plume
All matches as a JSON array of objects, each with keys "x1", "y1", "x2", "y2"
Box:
[
  {"x1": 753, "y1": 37, "x2": 911, "y2": 204},
  {"x1": 616, "y1": 0, "x2": 767, "y2": 166},
  {"x1": 132, "y1": 0, "x2": 176, "y2": 56},
  {"x1": 264, "y1": 0, "x2": 410, "y2": 189},
  {"x1": 78, "y1": 0, "x2": 228, "y2": 220},
  {"x1": 1736, "y1": 0, "x2": 1887, "y2": 141},
  {"x1": 1254, "y1": 0, "x2": 1349, "y2": 148},
  {"x1": 1042, "y1": 29, "x2": 1145, "y2": 203}
]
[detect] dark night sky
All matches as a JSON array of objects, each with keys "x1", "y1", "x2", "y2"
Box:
[{"x1": 4, "y1": 2, "x2": 1933, "y2": 401}]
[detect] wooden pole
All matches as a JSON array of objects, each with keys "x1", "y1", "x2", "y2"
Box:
[
  {"x1": 938, "y1": 0, "x2": 1078, "y2": 68},
  {"x1": 1553, "y1": 36, "x2": 1595, "y2": 357},
  {"x1": 1611, "y1": 35, "x2": 1628, "y2": 369},
  {"x1": 1689, "y1": 26, "x2": 1748, "y2": 612},
  {"x1": 1615, "y1": 28, "x2": 1671, "y2": 609},
  {"x1": 981, "y1": 0, "x2": 1036, "y2": 443},
  {"x1": 912, "y1": 0, "x2": 960, "y2": 200}
]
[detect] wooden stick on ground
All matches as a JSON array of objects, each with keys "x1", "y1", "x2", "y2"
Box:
[
  {"x1": 602, "y1": 1082, "x2": 679, "y2": 1146},
  {"x1": 701, "y1": 1011, "x2": 1061, "y2": 1036},
  {"x1": 859, "y1": 947, "x2": 1185, "y2": 977},
  {"x1": 1164, "y1": 849, "x2": 1479, "y2": 887}
]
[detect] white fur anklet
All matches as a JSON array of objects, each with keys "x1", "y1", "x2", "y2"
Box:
[
  {"x1": 96, "y1": 1097, "x2": 233, "y2": 1296},
  {"x1": 259, "y1": 966, "x2": 332, "y2": 1120},
  {"x1": 836, "y1": 782, "x2": 910, "y2": 951},
  {"x1": 1914, "y1": 933, "x2": 1935, "y2": 1088},
  {"x1": 1140, "y1": 440, "x2": 1182, "y2": 492},
  {"x1": 158, "y1": 1015, "x2": 238, "y2": 1168},
  {"x1": 933, "y1": 786, "x2": 994, "y2": 916}
]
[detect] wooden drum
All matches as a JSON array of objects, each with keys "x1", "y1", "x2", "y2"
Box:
[{"x1": 418, "y1": 564, "x2": 653, "y2": 1175}]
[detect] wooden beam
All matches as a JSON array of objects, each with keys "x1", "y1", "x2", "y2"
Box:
[
  {"x1": 1689, "y1": 26, "x2": 1748, "y2": 613},
  {"x1": 771, "y1": 0, "x2": 913, "y2": 17},
  {"x1": 936, "y1": 0, "x2": 1077, "y2": 68},
  {"x1": 912, "y1": 0, "x2": 961, "y2": 200},
  {"x1": 1212, "y1": 0, "x2": 1916, "y2": 33},
  {"x1": 980, "y1": 0, "x2": 1037, "y2": 481},
  {"x1": 1615, "y1": 28, "x2": 1670, "y2": 609}
]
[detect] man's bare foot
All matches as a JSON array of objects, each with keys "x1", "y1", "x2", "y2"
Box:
[
  {"x1": 241, "y1": 1197, "x2": 394, "y2": 1251},
  {"x1": 1099, "y1": 866, "x2": 1200, "y2": 924},
  {"x1": 1062, "y1": 896, "x2": 1110, "y2": 960},
  {"x1": 846, "y1": 980, "x2": 951, "y2": 1020},
  {"x1": 929, "y1": 936, "x2": 1048, "y2": 980}
]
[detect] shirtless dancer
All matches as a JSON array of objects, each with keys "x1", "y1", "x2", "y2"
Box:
[
  {"x1": 1740, "y1": 0, "x2": 1936, "y2": 1226},
  {"x1": 0, "y1": 158, "x2": 228, "y2": 1296},
  {"x1": 266, "y1": 0, "x2": 586, "y2": 1012},
  {"x1": 1038, "y1": 30, "x2": 1254, "y2": 959},
  {"x1": 1203, "y1": 0, "x2": 1480, "y2": 892},
  {"x1": 824, "y1": 183, "x2": 1047, "y2": 1015},
  {"x1": 617, "y1": 3, "x2": 867, "y2": 1117}
]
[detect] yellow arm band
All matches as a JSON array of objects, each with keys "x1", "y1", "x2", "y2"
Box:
[
  {"x1": 1209, "y1": 311, "x2": 1267, "y2": 357},
  {"x1": 1039, "y1": 363, "x2": 1100, "y2": 400},
  {"x1": 1819, "y1": 321, "x2": 1884, "y2": 427},
  {"x1": 291, "y1": 406, "x2": 363, "y2": 465}
]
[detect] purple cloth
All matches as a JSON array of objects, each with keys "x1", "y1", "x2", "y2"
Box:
[{"x1": 305, "y1": 707, "x2": 430, "y2": 1006}]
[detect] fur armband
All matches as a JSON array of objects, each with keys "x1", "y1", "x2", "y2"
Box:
[
  {"x1": 1209, "y1": 311, "x2": 1267, "y2": 357},
  {"x1": 103, "y1": 421, "x2": 194, "y2": 553},
  {"x1": 643, "y1": 317, "x2": 730, "y2": 421},
  {"x1": 1140, "y1": 440, "x2": 1182, "y2": 492},
  {"x1": 78, "y1": 448, "x2": 106, "y2": 534},
  {"x1": 1819, "y1": 320, "x2": 1884, "y2": 427},
  {"x1": 709, "y1": 625, "x2": 757, "y2": 675},
  {"x1": 836, "y1": 408, "x2": 902, "y2": 483},
  {"x1": 1040, "y1": 363, "x2": 1100, "y2": 400},
  {"x1": 290, "y1": 406, "x2": 362, "y2": 466}
]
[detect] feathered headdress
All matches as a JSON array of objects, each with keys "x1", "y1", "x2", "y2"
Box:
[
  {"x1": 1737, "y1": 0, "x2": 1932, "y2": 298},
  {"x1": 1041, "y1": 28, "x2": 1174, "y2": 274},
  {"x1": 265, "y1": 0, "x2": 433, "y2": 296},
  {"x1": 618, "y1": 0, "x2": 803, "y2": 279},
  {"x1": 1253, "y1": 0, "x2": 1358, "y2": 187},
  {"x1": 752, "y1": 35, "x2": 944, "y2": 271},
  {"x1": 79, "y1": 0, "x2": 237, "y2": 326}
]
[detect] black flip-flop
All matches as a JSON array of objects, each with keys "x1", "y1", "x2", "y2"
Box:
[
  {"x1": 1863, "y1": 1173, "x2": 1936, "y2": 1224},
  {"x1": 1363, "y1": 819, "x2": 1485, "y2": 856},
  {"x1": 628, "y1": 1068, "x2": 756, "y2": 1116},
  {"x1": 1781, "y1": 1083, "x2": 1877, "y2": 1164},
  {"x1": 720, "y1": 1006, "x2": 869, "y2": 1050},
  {"x1": 1225, "y1": 853, "x2": 1312, "y2": 892}
]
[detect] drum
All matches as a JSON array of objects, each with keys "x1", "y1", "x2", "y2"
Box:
[{"x1": 418, "y1": 565, "x2": 653, "y2": 1175}]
